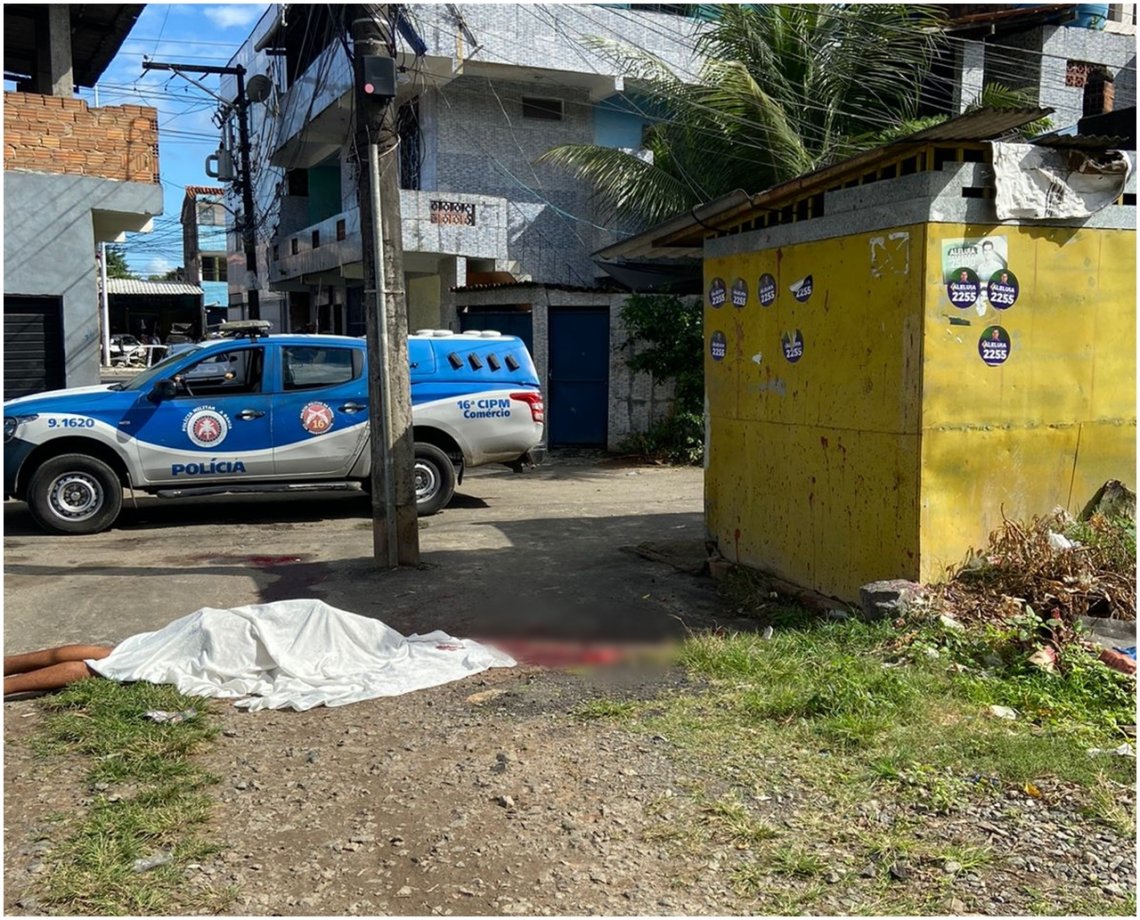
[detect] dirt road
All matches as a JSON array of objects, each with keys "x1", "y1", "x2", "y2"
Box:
[{"x1": 4, "y1": 455, "x2": 759, "y2": 914}]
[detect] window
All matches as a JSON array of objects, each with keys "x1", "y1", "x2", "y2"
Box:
[
  {"x1": 336, "y1": 219, "x2": 346, "y2": 241},
  {"x1": 282, "y1": 346, "x2": 362, "y2": 390},
  {"x1": 287, "y1": 169, "x2": 309, "y2": 196},
  {"x1": 197, "y1": 202, "x2": 224, "y2": 226},
  {"x1": 177, "y1": 348, "x2": 263, "y2": 396},
  {"x1": 397, "y1": 99, "x2": 423, "y2": 190},
  {"x1": 200, "y1": 256, "x2": 228, "y2": 282},
  {"x1": 312, "y1": 230, "x2": 320, "y2": 249},
  {"x1": 522, "y1": 97, "x2": 563, "y2": 120}
]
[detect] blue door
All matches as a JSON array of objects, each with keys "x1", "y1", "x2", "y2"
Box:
[
  {"x1": 548, "y1": 308, "x2": 609, "y2": 447},
  {"x1": 460, "y1": 310, "x2": 534, "y2": 357}
]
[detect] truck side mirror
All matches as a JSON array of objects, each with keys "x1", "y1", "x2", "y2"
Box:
[{"x1": 149, "y1": 379, "x2": 179, "y2": 402}]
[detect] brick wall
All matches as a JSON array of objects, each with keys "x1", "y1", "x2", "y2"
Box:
[{"x1": 3, "y1": 92, "x2": 159, "y2": 184}]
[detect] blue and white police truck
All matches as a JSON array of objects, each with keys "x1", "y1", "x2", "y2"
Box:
[{"x1": 4, "y1": 322, "x2": 545, "y2": 534}]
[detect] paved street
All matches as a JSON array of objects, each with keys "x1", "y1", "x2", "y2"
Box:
[{"x1": 4, "y1": 454, "x2": 738, "y2": 655}]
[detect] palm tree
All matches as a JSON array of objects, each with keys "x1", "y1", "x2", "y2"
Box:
[{"x1": 539, "y1": 4, "x2": 948, "y2": 227}]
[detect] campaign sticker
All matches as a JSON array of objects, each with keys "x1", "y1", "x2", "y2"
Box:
[
  {"x1": 781, "y1": 330, "x2": 805, "y2": 363},
  {"x1": 987, "y1": 269, "x2": 1019, "y2": 310},
  {"x1": 183, "y1": 407, "x2": 230, "y2": 448},
  {"x1": 758, "y1": 273, "x2": 777, "y2": 306},
  {"x1": 300, "y1": 401, "x2": 335, "y2": 435},
  {"x1": 708, "y1": 277, "x2": 727, "y2": 308},
  {"x1": 790, "y1": 275, "x2": 813, "y2": 303},
  {"x1": 947, "y1": 267, "x2": 980, "y2": 308},
  {"x1": 979, "y1": 325, "x2": 1011, "y2": 366},
  {"x1": 731, "y1": 277, "x2": 748, "y2": 308},
  {"x1": 710, "y1": 331, "x2": 727, "y2": 362}
]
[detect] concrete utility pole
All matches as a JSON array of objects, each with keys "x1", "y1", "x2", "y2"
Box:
[{"x1": 349, "y1": 4, "x2": 420, "y2": 567}]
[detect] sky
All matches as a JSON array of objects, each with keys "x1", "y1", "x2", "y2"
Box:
[{"x1": 77, "y1": 3, "x2": 268, "y2": 277}]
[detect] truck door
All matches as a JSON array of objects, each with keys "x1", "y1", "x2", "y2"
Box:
[
  {"x1": 271, "y1": 343, "x2": 369, "y2": 476},
  {"x1": 126, "y1": 345, "x2": 275, "y2": 483}
]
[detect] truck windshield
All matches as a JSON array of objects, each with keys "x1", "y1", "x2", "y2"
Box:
[{"x1": 119, "y1": 345, "x2": 206, "y2": 391}]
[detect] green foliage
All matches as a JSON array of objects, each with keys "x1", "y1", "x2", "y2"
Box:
[
  {"x1": 541, "y1": 4, "x2": 948, "y2": 225},
  {"x1": 102, "y1": 245, "x2": 137, "y2": 280},
  {"x1": 26, "y1": 679, "x2": 229, "y2": 914},
  {"x1": 618, "y1": 292, "x2": 705, "y2": 464},
  {"x1": 621, "y1": 411, "x2": 704, "y2": 465}
]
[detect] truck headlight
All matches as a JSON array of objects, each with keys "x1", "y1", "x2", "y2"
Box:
[{"x1": 3, "y1": 414, "x2": 37, "y2": 442}]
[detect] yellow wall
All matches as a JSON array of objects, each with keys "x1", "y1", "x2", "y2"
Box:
[
  {"x1": 919, "y1": 224, "x2": 1137, "y2": 580},
  {"x1": 705, "y1": 227, "x2": 926, "y2": 599}
]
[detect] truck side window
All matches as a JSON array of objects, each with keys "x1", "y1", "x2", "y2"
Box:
[
  {"x1": 283, "y1": 346, "x2": 360, "y2": 390},
  {"x1": 176, "y1": 348, "x2": 263, "y2": 396}
]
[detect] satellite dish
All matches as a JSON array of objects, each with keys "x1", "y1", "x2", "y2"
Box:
[{"x1": 245, "y1": 74, "x2": 273, "y2": 103}]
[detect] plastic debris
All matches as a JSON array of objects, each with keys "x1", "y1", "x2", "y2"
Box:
[
  {"x1": 989, "y1": 705, "x2": 1018, "y2": 721},
  {"x1": 144, "y1": 709, "x2": 198, "y2": 724},
  {"x1": 1087, "y1": 742, "x2": 1135, "y2": 758},
  {"x1": 1047, "y1": 531, "x2": 1075, "y2": 551},
  {"x1": 132, "y1": 851, "x2": 174, "y2": 873}
]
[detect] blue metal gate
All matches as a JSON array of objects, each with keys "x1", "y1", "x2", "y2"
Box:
[
  {"x1": 549, "y1": 307, "x2": 610, "y2": 447},
  {"x1": 459, "y1": 310, "x2": 533, "y2": 356}
]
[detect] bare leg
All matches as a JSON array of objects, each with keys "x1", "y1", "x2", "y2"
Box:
[
  {"x1": 4, "y1": 661, "x2": 102, "y2": 696},
  {"x1": 5, "y1": 645, "x2": 113, "y2": 676}
]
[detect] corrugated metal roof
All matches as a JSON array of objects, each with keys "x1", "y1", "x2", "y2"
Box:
[
  {"x1": 454, "y1": 281, "x2": 623, "y2": 294},
  {"x1": 901, "y1": 107, "x2": 1053, "y2": 142},
  {"x1": 105, "y1": 279, "x2": 203, "y2": 296},
  {"x1": 1033, "y1": 135, "x2": 1133, "y2": 150},
  {"x1": 595, "y1": 107, "x2": 1055, "y2": 263}
]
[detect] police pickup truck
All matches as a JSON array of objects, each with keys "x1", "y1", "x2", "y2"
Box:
[{"x1": 4, "y1": 322, "x2": 545, "y2": 534}]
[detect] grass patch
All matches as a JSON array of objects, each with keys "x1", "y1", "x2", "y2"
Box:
[
  {"x1": 769, "y1": 843, "x2": 828, "y2": 878},
  {"x1": 21, "y1": 678, "x2": 231, "y2": 915},
  {"x1": 1082, "y1": 780, "x2": 1136, "y2": 837},
  {"x1": 698, "y1": 792, "x2": 781, "y2": 846}
]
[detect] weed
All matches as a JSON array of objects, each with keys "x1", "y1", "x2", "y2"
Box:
[
  {"x1": 699, "y1": 794, "x2": 780, "y2": 846},
  {"x1": 21, "y1": 678, "x2": 226, "y2": 914},
  {"x1": 938, "y1": 843, "x2": 994, "y2": 872},
  {"x1": 769, "y1": 843, "x2": 828, "y2": 878},
  {"x1": 1083, "y1": 781, "x2": 1136, "y2": 838}
]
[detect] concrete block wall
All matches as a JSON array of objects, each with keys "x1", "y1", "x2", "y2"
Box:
[
  {"x1": 608, "y1": 301, "x2": 677, "y2": 452},
  {"x1": 431, "y1": 77, "x2": 600, "y2": 287},
  {"x1": 1039, "y1": 26, "x2": 1137, "y2": 126},
  {"x1": 3, "y1": 92, "x2": 159, "y2": 184}
]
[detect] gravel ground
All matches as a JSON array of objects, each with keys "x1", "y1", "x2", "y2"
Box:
[{"x1": 5, "y1": 659, "x2": 1135, "y2": 916}]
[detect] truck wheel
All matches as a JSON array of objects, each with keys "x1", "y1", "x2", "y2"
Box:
[
  {"x1": 413, "y1": 442, "x2": 456, "y2": 516},
  {"x1": 27, "y1": 454, "x2": 123, "y2": 535}
]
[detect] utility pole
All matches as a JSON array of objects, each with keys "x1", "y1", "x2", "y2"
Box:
[
  {"x1": 142, "y1": 60, "x2": 260, "y2": 320},
  {"x1": 349, "y1": 4, "x2": 420, "y2": 567}
]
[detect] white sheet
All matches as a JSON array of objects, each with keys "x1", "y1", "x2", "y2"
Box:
[{"x1": 87, "y1": 599, "x2": 515, "y2": 711}]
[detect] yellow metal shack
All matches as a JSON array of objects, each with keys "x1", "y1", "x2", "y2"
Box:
[{"x1": 665, "y1": 109, "x2": 1135, "y2": 601}]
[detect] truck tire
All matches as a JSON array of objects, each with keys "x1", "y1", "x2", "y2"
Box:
[
  {"x1": 27, "y1": 454, "x2": 123, "y2": 535},
  {"x1": 413, "y1": 442, "x2": 456, "y2": 516}
]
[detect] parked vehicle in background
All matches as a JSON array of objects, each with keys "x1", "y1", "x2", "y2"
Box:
[
  {"x1": 108, "y1": 334, "x2": 147, "y2": 367},
  {"x1": 4, "y1": 323, "x2": 545, "y2": 534}
]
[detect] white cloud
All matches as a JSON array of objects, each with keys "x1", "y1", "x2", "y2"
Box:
[
  {"x1": 203, "y1": 5, "x2": 262, "y2": 30},
  {"x1": 136, "y1": 255, "x2": 177, "y2": 278}
]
